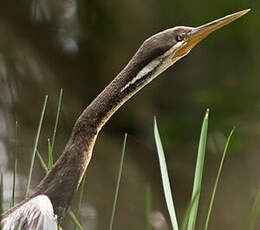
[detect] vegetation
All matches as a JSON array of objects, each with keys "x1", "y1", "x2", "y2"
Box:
[
  {"x1": 154, "y1": 110, "x2": 259, "y2": 230},
  {"x1": 0, "y1": 1, "x2": 259, "y2": 229},
  {"x1": 1, "y1": 95, "x2": 259, "y2": 229}
]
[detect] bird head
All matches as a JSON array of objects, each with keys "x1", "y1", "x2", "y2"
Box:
[{"x1": 129, "y1": 9, "x2": 250, "y2": 85}]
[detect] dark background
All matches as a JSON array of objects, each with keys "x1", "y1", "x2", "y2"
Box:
[{"x1": 0, "y1": 0, "x2": 259, "y2": 229}]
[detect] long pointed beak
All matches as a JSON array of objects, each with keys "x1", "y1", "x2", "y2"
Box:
[
  {"x1": 175, "y1": 9, "x2": 250, "y2": 57},
  {"x1": 188, "y1": 9, "x2": 250, "y2": 45}
]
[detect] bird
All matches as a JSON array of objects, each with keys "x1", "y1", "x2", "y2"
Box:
[{"x1": 1, "y1": 9, "x2": 250, "y2": 229}]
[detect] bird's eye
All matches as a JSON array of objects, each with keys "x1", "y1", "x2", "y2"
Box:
[{"x1": 176, "y1": 34, "x2": 185, "y2": 42}]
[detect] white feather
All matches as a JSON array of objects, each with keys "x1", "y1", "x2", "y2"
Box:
[
  {"x1": 1, "y1": 195, "x2": 57, "y2": 230},
  {"x1": 121, "y1": 41, "x2": 186, "y2": 92}
]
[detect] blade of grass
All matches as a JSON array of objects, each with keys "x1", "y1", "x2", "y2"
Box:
[
  {"x1": 37, "y1": 150, "x2": 49, "y2": 174},
  {"x1": 68, "y1": 210, "x2": 83, "y2": 230},
  {"x1": 154, "y1": 117, "x2": 179, "y2": 230},
  {"x1": 50, "y1": 88, "x2": 63, "y2": 157},
  {"x1": 77, "y1": 171, "x2": 87, "y2": 215},
  {"x1": 0, "y1": 171, "x2": 3, "y2": 229},
  {"x1": 109, "y1": 133, "x2": 128, "y2": 230},
  {"x1": 204, "y1": 128, "x2": 234, "y2": 230},
  {"x1": 26, "y1": 95, "x2": 48, "y2": 196},
  {"x1": 11, "y1": 121, "x2": 18, "y2": 207},
  {"x1": 75, "y1": 171, "x2": 87, "y2": 230},
  {"x1": 181, "y1": 190, "x2": 200, "y2": 230},
  {"x1": 47, "y1": 138, "x2": 53, "y2": 170},
  {"x1": 187, "y1": 109, "x2": 209, "y2": 230},
  {"x1": 248, "y1": 188, "x2": 260, "y2": 230}
]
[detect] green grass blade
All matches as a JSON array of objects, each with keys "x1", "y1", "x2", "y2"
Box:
[
  {"x1": 154, "y1": 117, "x2": 179, "y2": 230},
  {"x1": 77, "y1": 171, "x2": 87, "y2": 215},
  {"x1": 145, "y1": 184, "x2": 152, "y2": 230},
  {"x1": 37, "y1": 150, "x2": 49, "y2": 173},
  {"x1": 51, "y1": 88, "x2": 63, "y2": 157},
  {"x1": 204, "y1": 128, "x2": 234, "y2": 230},
  {"x1": 248, "y1": 188, "x2": 260, "y2": 230},
  {"x1": 68, "y1": 210, "x2": 83, "y2": 230},
  {"x1": 0, "y1": 171, "x2": 3, "y2": 228},
  {"x1": 11, "y1": 161, "x2": 18, "y2": 207},
  {"x1": 48, "y1": 138, "x2": 53, "y2": 170},
  {"x1": 11, "y1": 121, "x2": 18, "y2": 207},
  {"x1": 109, "y1": 133, "x2": 128, "y2": 230},
  {"x1": 75, "y1": 171, "x2": 87, "y2": 229},
  {"x1": 187, "y1": 109, "x2": 209, "y2": 230},
  {"x1": 181, "y1": 190, "x2": 200, "y2": 230},
  {"x1": 26, "y1": 95, "x2": 48, "y2": 196}
]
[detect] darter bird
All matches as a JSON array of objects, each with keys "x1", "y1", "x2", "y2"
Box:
[{"x1": 1, "y1": 9, "x2": 250, "y2": 230}]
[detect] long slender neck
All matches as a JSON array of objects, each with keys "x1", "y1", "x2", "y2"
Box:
[{"x1": 31, "y1": 50, "x2": 165, "y2": 220}]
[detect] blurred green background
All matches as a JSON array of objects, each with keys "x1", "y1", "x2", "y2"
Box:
[{"x1": 0, "y1": 0, "x2": 259, "y2": 229}]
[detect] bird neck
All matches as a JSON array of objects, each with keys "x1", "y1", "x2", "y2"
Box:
[{"x1": 32, "y1": 52, "x2": 159, "y2": 221}]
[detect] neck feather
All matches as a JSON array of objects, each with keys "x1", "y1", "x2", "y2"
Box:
[{"x1": 31, "y1": 47, "x2": 174, "y2": 221}]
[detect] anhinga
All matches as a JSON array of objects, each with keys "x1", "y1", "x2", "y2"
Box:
[{"x1": 1, "y1": 9, "x2": 249, "y2": 229}]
